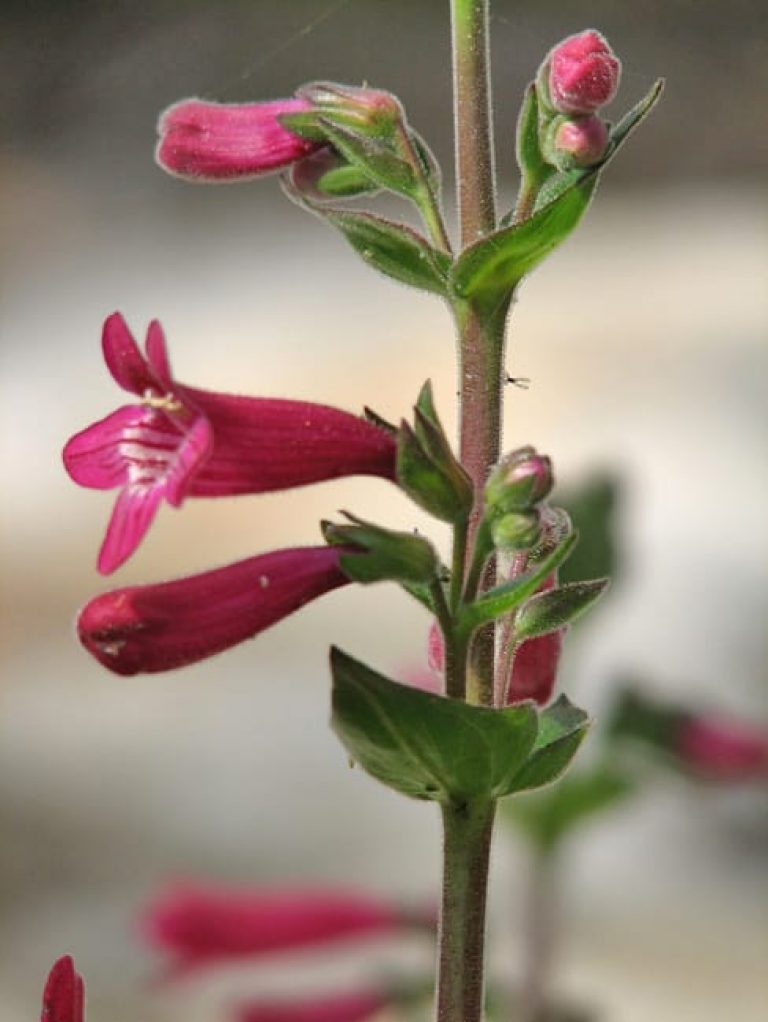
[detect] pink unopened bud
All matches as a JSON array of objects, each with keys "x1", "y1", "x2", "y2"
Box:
[
  {"x1": 40, "y1": 957, "x2": 85, "y2": 1022},
  {"x1": 485, "y1": 447, "x2": 553, "y2": 515},
  {"x1": 546, "y1": 30, "x2": 621, "y2": 115},
  {"x1": 677, "y1": 717, "x2": 768, "y2": 781},
  {"x1": 156, "y1": 97, "x2": 322, "y2": 181},
  {"x1": 550, "y1": 115, "x2": 608, "y2": 168}
]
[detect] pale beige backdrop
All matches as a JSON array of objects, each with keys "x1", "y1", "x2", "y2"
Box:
[{"x1": 1, "y1": 2, "x2": 766, "y2": 1020}]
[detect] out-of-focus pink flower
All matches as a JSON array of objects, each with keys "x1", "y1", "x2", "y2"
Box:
[
  {"x1": 63, "y1": 314, "x2": 396, "y2": 574},
  {"x1": 426, "y1": 570, "x2": 563, "y2": 706},
  {"x1": 546, "y1": 30, "x2": 621, "y2": 115},
  {"x1": 40, "y1": 957, "x2": 84, "y2": 1022},
  {"x1": 677, "y1": 716, "x2": 768, "y2": 781},
  {"x1": 78, "y1": 546, "x2": 351, "y2": 676},
  {"x1": 236, "y1": 990, "x2": 386, "y2": 1022},
  {"x1": 551, "y1": 114, "x2": 609, "y2": 167},
  {"x1": 142, "y1": 883, "x2": 419, "y2": 975},
  {"x1": 156, "y1": 98, "x2": 322, "y2": 181}
]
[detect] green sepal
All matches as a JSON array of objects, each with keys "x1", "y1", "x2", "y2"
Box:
[
  {"x1": 502, "y1": 762, "x2": 634, "y2": 851},
  {"x1": 363, "y1": 405, "x2": 398, "y2": 435},
  {"x1": 396, "y1": 382, "x2": 472, "y2": 523},
  {"x1": 409, "y1": 129, "x2": 442, "y2": 194},
  {"x1": 322, "y1": 513, "x2": 441, "y2": 587},
  {"x1": 316, "y1": 118, "x2": 417, "y2": 197},
  {"x1": 501, "y1": 696, "x2": 590, "y2": 795},
  {"x1": 411, "y1": 382, "x2": 473, "y2": 513},
  {"x1": 397, "y1": 421, "x2": 462, "y2": 522},
  {"x1": 515, "y1": 83, "x2": 555, "y2": 198},
  {"x1": 514, "y1": 579, "x2": 609, "y2": 641},
  {"x1": 459, "y1": 532, "x2": 578, "y2": 634},
  {"x1": 330, "y1": 648, "x2": 539, "y2": 802},
  {"x1": 323, "y1": 210, "x2": 450, "y2": 295},
  {"x1": 308, "y1": 163, "x2": 381, "y2": 199},
  {"x1": 452, "y1": 80, "x2": 664, "y2": 309},
  {"x1": 278, "y1": 110, "x2": 328, "y2": 142}
]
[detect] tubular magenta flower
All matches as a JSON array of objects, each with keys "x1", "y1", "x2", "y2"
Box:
[
  {"x1": 40, "y1": 957, "x2": 84, "y2": 1022},
  {"x1": 236, "y1": 990, "x2": 387, "y2": 1022},
  {"x1": 142, "y1": 882, "x2": 423, "y2": 975},
  {"x1": 78, "y1": 546, "x2": 351, "y2": 676},
  {"x1": 63, "y1": 314, "x2": 396, "y2": 574},
  {"x1": 677, "y1": 716, "x2": 768, "y2": 781},
  {"x1": 156, "y1": 97, "x2": 322, "y2": 181}
]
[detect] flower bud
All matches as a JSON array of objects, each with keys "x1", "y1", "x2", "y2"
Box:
[
  {"x1": 544, "y1": 114, "x2": 609, "y2": 170},
  {"x1": 289, "y1": 148, "x2": 379, "y2": 201},
  {"x1": 541, "y1": 30, "x2": 621, "y2": 116},
  {"x1": 485, "y1": 447, "x2": 553, "y2": 516},
  {"x1": 156, "y1": 98, "x2": 322, "y2": 181},
  {"x1": 490, "y1": 510, "x2": 542, "y2": 552},
  {"x1": 297, "y1": 81, "x2": 404, "y2": 138}
]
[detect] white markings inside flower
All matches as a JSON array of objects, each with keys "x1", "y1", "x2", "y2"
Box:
[{"x1": 120, "y1": 419, "x2": 185, "y2": 488}]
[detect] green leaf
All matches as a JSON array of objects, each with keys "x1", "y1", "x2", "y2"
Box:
[
  {"x1": 514, "y1": 579, "x2": 609, "y2": 641},
  {"x1": 323, "y1": 211, "x2": 450, "y2": 295},
  {"x1": 609, "y1": 78, "x2": 665, "y2": 153},
  {"x1": 322, "y1": 513, "x2": 441, "y2": 587},
  {"x1": 504, "y1": 696, "x2": 590, "y2": 794},
  {"x1": 502, "y1": 762, "x2": 635, "y2": 850},
  {"x1": 452, "y1": 80, "x2": 664, "y2": 308},
  {"x1": 459, "y1": 532, "x2": 578, "y2": 633},
  {"x1": 331, "y1": 648, "x2": 539, "y2": 802},
  {"x1": 450, "y1": 176, "x2": 597, "y2": 305},
  {"x1": 317, "y1": 118, "x2": 416, "y2": 197}
]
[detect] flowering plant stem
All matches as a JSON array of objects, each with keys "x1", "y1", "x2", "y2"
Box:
[
  {"x1": 437, "y1": 799, "x2": 497, "y2": 1021},
  {"x1": 435, "y1": 1, "x2": 504, "y2": 1019}
]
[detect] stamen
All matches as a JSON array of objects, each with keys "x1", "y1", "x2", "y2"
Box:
[{"x1": 141, "y1": 389, "x2": 183, "y2": 413}]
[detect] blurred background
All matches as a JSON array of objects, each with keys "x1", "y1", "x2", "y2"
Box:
[{"x1": 1, "y1": 1, "x2": 766, "y2": 1019}]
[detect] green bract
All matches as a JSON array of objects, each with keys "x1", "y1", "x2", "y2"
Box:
[
  {"x1": 396, "y1": 382, "x2": 473, "y2": 523},
  {"x1": 331, "y1": 648, "x2": 589, "y2": 803},
  {"x1": 514, "y1": 578, "x2": 609, "y2": 641},
  {"x1": 458, "y1": 531, "x2": 578, "y2": 635}
]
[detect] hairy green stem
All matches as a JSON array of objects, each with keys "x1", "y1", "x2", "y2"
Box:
[
  {"x1": 451, "y1": 0, "x2": 505, "y2": 713},
  {"x1": 449, "y1": 517, "x2": 468, "y2": 613},
  {"x1": 433, "y1": 3, "x2": 505, "y2": 1022},
  {"x1": 452, "y1": 0, "x2": 496, "y2": 246},
  {"x1": 436, "y1": 799, "x2": 497, "y2": 1022}
]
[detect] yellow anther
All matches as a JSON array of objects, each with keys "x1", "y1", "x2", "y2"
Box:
[{"x1": 141, "y1": 390, "x2": 183, "y2": 413}]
